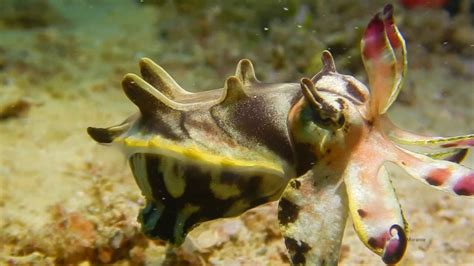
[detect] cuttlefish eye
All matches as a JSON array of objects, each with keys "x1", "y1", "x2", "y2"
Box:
[{"x1": 300, "y1": 78, "x2": 346, "y2": 131}]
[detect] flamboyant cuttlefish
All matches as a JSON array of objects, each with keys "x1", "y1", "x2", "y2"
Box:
[{"x1": 88, "y1": 5, "x2": 473, "y2": 265}]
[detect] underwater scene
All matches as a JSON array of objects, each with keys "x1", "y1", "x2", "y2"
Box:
[{"x1": 1, "y1": 0, "x2": 473, "y2": 265}]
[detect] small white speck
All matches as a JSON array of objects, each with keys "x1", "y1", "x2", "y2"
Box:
[
  {"x1": 297, "y1": 25, "x2": 302, "y2": 28},
  {"x1": 412, "y1": 250, "x2": 425, "y2": 260},
  {"x1": 443, "y1": 41, "x2": 448, "y2": 45},
  {"x1": 283, "y1": 7, "x2": 289, "y2": 11},
  {"x1": 263, "y1": 27, "x2": 269, "y2": 31},
  {"x1": 354, "y1": 26, "x2": 359, "y2": 30}
]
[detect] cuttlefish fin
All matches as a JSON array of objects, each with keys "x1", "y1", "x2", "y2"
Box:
[
  {"x1": 278, "y1": 169, "x2": 348, "y2": 265},
  {"x1": 362, "y1": 4, "x2": 406, "y2": 115}
]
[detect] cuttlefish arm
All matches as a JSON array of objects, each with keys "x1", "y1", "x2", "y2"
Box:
[
  {"x1": 346, "y1": 4, "x2": 473, "y2": 265},
  {"x1": 343, "y1": 131, "x2": 408, "y2": 265},
  {"x1": 360, "y1": 4, "x2": 474, "y2": 197},
  {"x1": 344, "y1": 127, "x2": 473, "y2": 264},
  {"x1": 391, "y1": 145, "x2": 474, "y2": 196},
  {"x1": 381, "y1": 117, "x2": 474, "y2": 150},
  {"x1": 278, "y1": 167, "x2": 348, "y2": 265},
  {"x1": 362, "y1": 6, "x2": 474, "y2": 150},
  {"x1": 361, "y1": 4, "x2": 406, "y2": 116}
]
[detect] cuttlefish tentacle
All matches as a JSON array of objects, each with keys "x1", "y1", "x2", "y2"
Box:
[{"x1": 278, "y1": 168, "x2": 348, "y2": 266}]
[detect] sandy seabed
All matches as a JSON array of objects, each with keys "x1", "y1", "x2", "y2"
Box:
[{"x1": 0, "y1": 1, "x2": 473, "y2": 265}]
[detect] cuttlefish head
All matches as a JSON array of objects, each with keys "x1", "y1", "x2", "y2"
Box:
[
  {"x1": 288, "y1": 50, "x2": 370, "y2": 170},
  {"x1": 286, "y1": 4, "x2": 473, "y2": 264}
]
